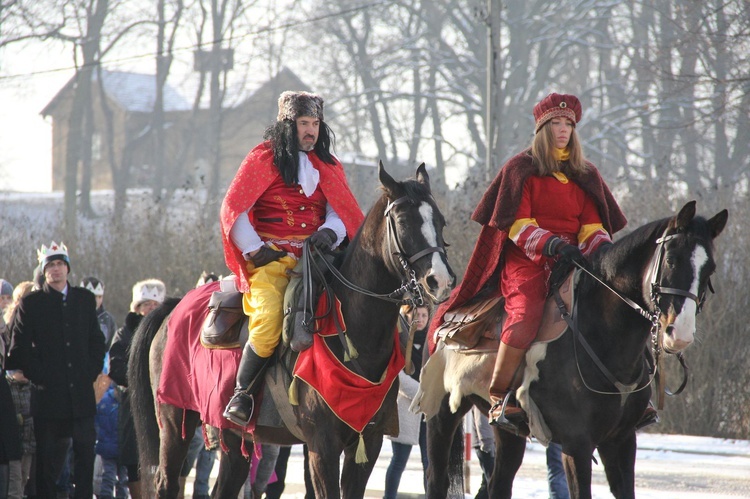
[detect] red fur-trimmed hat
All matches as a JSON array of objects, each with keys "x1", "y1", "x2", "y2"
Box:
[{"x1": 533, "y1": 93, "x2": 582, "y2": 133}]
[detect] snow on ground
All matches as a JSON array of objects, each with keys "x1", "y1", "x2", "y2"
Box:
[{"x1": 185, "y1": 433, "x2": 750, "y2": 498}]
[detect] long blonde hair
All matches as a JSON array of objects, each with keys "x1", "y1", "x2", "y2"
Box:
[
  {"x1": 3, "y1": 281, "x2": 34, "y2": 324},
  {"x1": 531, "y1": 122, "x2": 588, "y2": 176}
]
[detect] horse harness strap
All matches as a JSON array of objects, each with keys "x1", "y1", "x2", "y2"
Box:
[{"x1": 553, "y1": 284, "x2": 650, "y2": 396}]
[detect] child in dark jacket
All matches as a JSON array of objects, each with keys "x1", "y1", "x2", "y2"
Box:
[{"x1": 94, "y1": 354, "x2": 128, "y2": 499}]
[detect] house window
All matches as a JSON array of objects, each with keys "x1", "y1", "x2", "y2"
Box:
[{"x1": 92, "y1": 133, "x2": 102, "y2": 161}]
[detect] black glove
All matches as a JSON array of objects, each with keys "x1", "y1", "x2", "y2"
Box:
[
  {"x1": 307, "y1": 228, "x2": 337, "y2": 252},
  {"x1": 556, "y1": 243, "x2": 586, "y2": 267},
  {"x1": 249, "y1": 245, "x2": 287, "y2": 267}
]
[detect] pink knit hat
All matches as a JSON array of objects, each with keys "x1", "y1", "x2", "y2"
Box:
[{"x1": 533, "y1": 93, "x2": 582, "y2": 133}]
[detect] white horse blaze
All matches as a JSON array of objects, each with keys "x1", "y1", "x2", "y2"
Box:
[
  {"x1": 667, "y1": 245, "x2": 708, "y2": 350},
  {"x1": 418, "y1": 202, "x2": 452, "y2": 301}
]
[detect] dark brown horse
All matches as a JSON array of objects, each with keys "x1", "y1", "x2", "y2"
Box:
[
  {"x1": 413, "y1": 201, "x2": 728, "y2": 499},
  {"x1": 128, "y1": 163, "x2": 455, "y2": 498}
]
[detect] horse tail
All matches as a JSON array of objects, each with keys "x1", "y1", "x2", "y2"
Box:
[
  {"x1": 128, "y1": 297, "x2": 181, "y2": 468},
  {"x1": 447, "y1": 420, "x2": 466, "y2": 497}
]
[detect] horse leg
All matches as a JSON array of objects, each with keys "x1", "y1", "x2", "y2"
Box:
[
  {"x1": 426, "y1": 394, "x2": 473, "y2": 499},
  {"x1": 155, "y1": 404, "x2": 201, "y2": 498},
  {"x1": 340, "y1": 432, "x2": 382, "y2": 499},
  {"x1": 561, "y1": 441, "x2": 595, "y2": 499},
  {"x1": 305, "y1": 444, "x2": 343, "y2": 498},
  {"x1": 598, "y1": 433, "x2": 637, "y2": 499},
  {"x1": 212, "y1": 430, "x2": 251, "y2": 499},
  {"x1": 488, "y1": 426, "x2": 526, "y2": 499}
]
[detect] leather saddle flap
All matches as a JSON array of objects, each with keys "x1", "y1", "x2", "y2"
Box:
[
  {"x1": 436, "y1": 295, "x2": 504, "y2": 349},
  {"x1": 200, "y1": 290, "x2": 248, "y2": 349}
]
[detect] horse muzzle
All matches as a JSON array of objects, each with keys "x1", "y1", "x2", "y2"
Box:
[{"x1": 422, "y1": 267, "x2": 455, "y2": 304}]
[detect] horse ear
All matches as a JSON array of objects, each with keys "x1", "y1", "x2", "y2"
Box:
[
  {"x1": 707, "y1": 209, "x2": 728, "y2": 239},
  {"x1": 378, "y1": 160, "x2": 400, "y2": 195},
  {"x1": 416, "y1": 163, "x2": 430, "y2": 188},
  {"x1": 672, "y1": 201, "x2": 697, "y2": 229}
]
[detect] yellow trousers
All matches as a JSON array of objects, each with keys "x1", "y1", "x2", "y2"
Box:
[{"x1": 243, "y1": 255, "x2": 297, "y2": 358}]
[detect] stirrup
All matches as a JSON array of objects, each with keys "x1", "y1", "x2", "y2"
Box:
[
  {"x1": 635, "y1": 405, "x2": 660, "y2": 431},
  {"x1": 488, "y1": 393, "x2": 529, "y2": 437},
  {"x1": 223, "y1": 391, "x2": 254, "y2": 427}
]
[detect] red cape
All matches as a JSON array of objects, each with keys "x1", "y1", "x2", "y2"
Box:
[
  {"x1": 428, "y1": 151, "x2": 627, "y2": 351},
  {"x1": 220, "y1": 142, "x2": 364, "y2": 292}
]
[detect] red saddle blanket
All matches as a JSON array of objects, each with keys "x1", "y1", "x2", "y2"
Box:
[{"x1": 156, "y1": 280, "x2": 245, "y2": 431}]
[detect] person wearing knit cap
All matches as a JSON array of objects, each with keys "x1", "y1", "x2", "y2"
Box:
[
  {"x1": 430, "y1": 93, "x2": 634, "y2": 435},
  {"x1": 6, "y1": 242, "x2": 106, "y2": 498},
  {"x1": 220, "y1": 91, "x2": 364, "y2": 426},
  {"x1": 0, "y1": 279, "x2": 13, "y2": 314},
  {"x1": 107, "y1": 278, "x2": 166, "y2": 499}
]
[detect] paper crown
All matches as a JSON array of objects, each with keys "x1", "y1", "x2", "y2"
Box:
[
  {"x1": 37, "y1": 241, "x2": 70, "y2": 267},
  {"x1": 80, "y1": 277, "x2": 104, "y2": 296},
  {"x1": 130, "y1": 279, "x2": 166, "y2": 312}
]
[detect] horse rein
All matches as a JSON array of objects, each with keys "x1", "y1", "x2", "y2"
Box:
[
  {"x1": 303, "y1": 195, "x2": 446, "y2": 374},
  {"x1": 560, "y1": 227, "x2": 709, "y2": 400}
]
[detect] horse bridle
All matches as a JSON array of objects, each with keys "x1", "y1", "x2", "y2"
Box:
[
  {"x1": 559, "y1": 227, "x2": 712, "y2": 401},
  {"x1": 383, "y1": 196, "x2": 447, "y2": 306}
]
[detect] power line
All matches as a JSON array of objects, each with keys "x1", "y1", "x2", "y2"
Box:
[{"x1": 0, "y1": 1, "x2": 390, "y2": 81}]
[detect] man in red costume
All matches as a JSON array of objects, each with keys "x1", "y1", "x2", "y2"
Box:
[
  {"x1": 431, "y1": 93, "x2": 634, "y2": 434},
  {"x1": 220, "y1": 91, "x2": 364, "y2": 426}
]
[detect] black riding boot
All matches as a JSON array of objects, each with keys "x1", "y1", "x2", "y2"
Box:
[{"x1": 224, "y1": 346, "x2": 271, "y2": 426}]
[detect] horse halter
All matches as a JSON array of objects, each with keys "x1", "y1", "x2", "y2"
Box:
[
  {"x1": 383, "y1": 196, "x2": 447, "y2": 306},
  {"x1": 645, "y1": 229, "x2": 709, "y2": 315}
]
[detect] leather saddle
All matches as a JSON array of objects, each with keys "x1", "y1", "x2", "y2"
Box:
[{"x1": 436, "y1": 270, "x2": 578, "y2": 353}]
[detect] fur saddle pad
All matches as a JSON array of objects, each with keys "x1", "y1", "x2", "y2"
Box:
[{"x1": 438, "y1": 270, "x2": 577, "y2": 354}]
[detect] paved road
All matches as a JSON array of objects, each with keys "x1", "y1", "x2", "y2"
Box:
[{"x1": 185, "y1": 433, "x2": 750, "y2": 498}]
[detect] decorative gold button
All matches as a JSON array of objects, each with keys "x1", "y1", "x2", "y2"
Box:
[
  {"x1": 559, "y1": 102, "x2": 567, "y2": 108},
  {"x1": 301, "y1": 223, "x2": 307, "y2": 228},
  {"x1": 300, "y1": 206, "x2": 306, "y2": 211}
]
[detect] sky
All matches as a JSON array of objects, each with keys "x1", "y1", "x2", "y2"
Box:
[{"x1": 0, "y1": 42, "x2": 72, "y2": 192}]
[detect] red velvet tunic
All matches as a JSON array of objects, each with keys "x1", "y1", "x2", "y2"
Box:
[
  {"x1": 502, "y1": 175, "x2": 609, "y2": 348},
  {"x1": 252, "y1": 175, "x2": 328, "y2": 258}
]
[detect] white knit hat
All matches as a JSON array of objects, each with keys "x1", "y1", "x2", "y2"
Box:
[{"x1": 130, "y1": 278, "x2": 166, "y2": 312}]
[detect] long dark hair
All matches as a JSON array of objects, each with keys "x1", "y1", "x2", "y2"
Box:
[{"x1": 263, "y1": 120, "x2": 337, "y2": 185}]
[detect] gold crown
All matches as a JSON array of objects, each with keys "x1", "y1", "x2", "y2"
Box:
[{"x1": 37, "y1": 241, "x2": 69, "y2": 264}]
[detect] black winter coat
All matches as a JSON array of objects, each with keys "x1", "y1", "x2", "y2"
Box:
[
  {"x1": 108, "y1": 311, "x2": 142, "y2": 466},
  {"x1": 7, "y1": 283, "x2": 106, "y2": 419}
]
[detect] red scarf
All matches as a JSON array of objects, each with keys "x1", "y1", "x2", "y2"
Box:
[{"x1": 293, "y1": 296, "x2": 404, "y2": 433}]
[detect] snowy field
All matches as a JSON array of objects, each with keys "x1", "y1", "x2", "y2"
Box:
[{"x1": 185, "y1": 433, "x2": 750, "y2": 498}]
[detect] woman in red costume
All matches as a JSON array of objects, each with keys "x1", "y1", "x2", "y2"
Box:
[{"x1": 433, "y1": 93, "x2": 631, "y2": 433}]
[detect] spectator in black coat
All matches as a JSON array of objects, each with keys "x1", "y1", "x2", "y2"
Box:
[
  {"x1": 108, "y1": 278, "x2": 165, "y2": 499},
  {"x1": 7, "y1": 242, "x2": 106, "y2": 498}
]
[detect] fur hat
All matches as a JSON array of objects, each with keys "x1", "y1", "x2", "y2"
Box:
[
  {"x1": 533, "y1": 93, "x2": 582, "y2": 133},
  {"x1": 277, "y1": 91, "x2": 324, "y2": 122},
  {"x1": 130, "y1": 278, "x2": 166, "y2": 312},
  {"x1": 80, "y1": 276, "x2": 104, "y2": 296},
  {"x1": 0, "y1": 279, "x2": 12, "y2": 296},
  {"x1": 37, "y1": 241, "x2": 71, "y2": 271}
]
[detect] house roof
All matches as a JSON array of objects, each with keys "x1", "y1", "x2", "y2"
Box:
[{"x1": 41, "y1": 69, "x2": 191, "y2": 116}]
